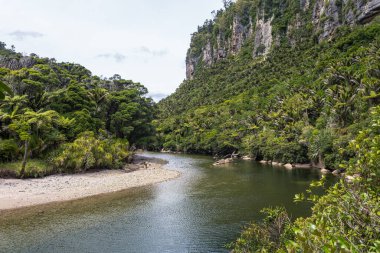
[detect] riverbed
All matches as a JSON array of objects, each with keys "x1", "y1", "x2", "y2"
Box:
[{"x1": 0, "y1": 152, "x2": 332, "y2": 252}]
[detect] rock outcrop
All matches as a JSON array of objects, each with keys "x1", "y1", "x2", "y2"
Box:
[
  {"x1": 0, "y1": 56, "x2": 35, "y2": 70},
  {"x1": 202, "y1": 41, "x2": 214, "y2": 66},
  {"x1": 253, "y1": 16, "x2": 273, "y2": 56},
  {"x1": 185, "y1": 54, "x2": 198, "y2": 80},
  {"x1": 231, "y1": 16, "x2": 253, "y2": 54},
  {"x1": 185, "y1": 0, "x2": 380, "y2": 79},
  {"x1": 358, "y1": 0, "x2": 380, "y2": 24},
  {"x1": 213, "y1": 158, "x2": 234, "y2": 166}
]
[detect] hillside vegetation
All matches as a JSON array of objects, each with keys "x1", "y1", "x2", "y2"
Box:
[
  {"x1": 0, "y1": 43, "x2": 155, "y2": 177},
  {"x1": 156, "y1": 0, "x2": 380, "y2": 251},
  {"x1": 157, "y1": 1, "x2": 380, "y2": 170}
]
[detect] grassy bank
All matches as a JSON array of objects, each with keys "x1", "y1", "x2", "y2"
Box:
[{"x1": 0, "y1": 159, "x2": 54, "y2": 178}]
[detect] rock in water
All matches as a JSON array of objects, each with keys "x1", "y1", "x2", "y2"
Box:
[
  {"x1": 321, "y1": 168, "x2": 331, "y2": 174},
  {"x1": 213, "y1": 158, "x2": 233, "y2": 166}
]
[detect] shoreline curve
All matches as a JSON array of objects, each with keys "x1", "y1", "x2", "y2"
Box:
[{"x1": 0, "y1": 156, "x2": 180, "y2": 211}]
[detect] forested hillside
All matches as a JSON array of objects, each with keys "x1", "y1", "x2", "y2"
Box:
[
  {"x1": 156, "y1": 0, "x2": 380, "y2": 251},
  {"x1": 0, "y1": 43, "x2": 155, "y2": 177},
  {"x1": 156, "y1": 0, "x2": 380, "y2": 171}
]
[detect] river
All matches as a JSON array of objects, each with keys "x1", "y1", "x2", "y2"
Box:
[{"x1": 0, "y1": 152, "x2": 332, "y2": 252}]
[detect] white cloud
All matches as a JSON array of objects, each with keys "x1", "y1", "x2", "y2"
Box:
[
  {"x1": 139, "y1": 46, "x2": 168, "y2": 57},
  {"x1": 96, "y1": 53, "x2": 126, "y2": 63},
  {"x1": 8, "y1": 30, "x2": 44, "y2": 41}
]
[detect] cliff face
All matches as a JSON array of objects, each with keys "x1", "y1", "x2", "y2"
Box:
[
  {"x1": 186, "y1": 0, "x2": 380, "y2": 79},
  {"x1": 0, "y1": 55, "x2": 35, "y2": 70}
]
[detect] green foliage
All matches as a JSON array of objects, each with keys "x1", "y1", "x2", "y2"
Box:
[
  {"x1": 51, "y1": 132, "x2": 130, "y2": 173},
  {"x1": 0, "y1": 139, "x2": 18, "y2": 162},
  {"x1": 0, "y1": 159, "x2": 54, "y2": 178},
  {"x1": 158, "y1": 3, "x2": 380, "y2": 251},
  {"x1": 0, "y1": 42, "x2": 156, "y2": 177},
  {"x1": 6, "y1": 109, "x2": 71, "y2": 154},
  {"x1": 157, "y1": 20, "x2": 380, "y2": 168},
  {"x1": 346, "y1": 106, "x2": 380, "y2": 177},
  {"x1": 227, "y1": 207, "x2": 294, "y2": 252},
  {"x1": 230, "y1": 106, "x2": 380, "y2": 252},
  {"x1": 288, "y1": 113, "x2": 380, "y2": 251},
  {"x1": 0, "y1": 80, "x2": 13, "y2": 99},
  {"x1": 288, "y1": 181, "x2": 380, "y2": 252},
  {"x1": 106, "y1": 89, "x2": 155, "y2": 143}
]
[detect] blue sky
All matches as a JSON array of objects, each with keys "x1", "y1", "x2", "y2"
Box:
[{"x1": 0, "y1": 0, "x2": 224, "y2": 100}]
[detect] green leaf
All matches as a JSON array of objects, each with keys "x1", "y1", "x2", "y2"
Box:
[{"x1": 0, "y1": 80, "x2": 13, "y2": 97}]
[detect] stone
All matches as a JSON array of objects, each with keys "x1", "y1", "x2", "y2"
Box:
[
  {"x1": 284, "y1": 163, "x2": 293, "y2": 169},
  {"x1": 213, "y1": 158, "x2": 233, "y2": 166},
  {"x1": 230, "y1": 15, "x2": 253, "y2": 55},
  {"x1": 185, "y1": 53, "x2": 198, "y2": 80},
  {"x1": 332, "y1": 169, "x2": 341, "y2": 175},
  {"x1": 358, "y1": 0, "x2": 380, "y2": 24},
  {"x1": 294, "y1": 163, "x2": 312, "y2": 168},
  {"x1": 202, "y1": 41, "x2": 213, "y2": 66},
  {"x1": 321, "y1": 168, "x2": 331, "y2": 174},
  {"x1": 253, "y1": 16, "x2": 273, "y2": 57}
]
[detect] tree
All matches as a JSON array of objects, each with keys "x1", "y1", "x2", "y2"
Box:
[
  {"x1": 8, "y1": 110, "x2": 71, "y2": 177},
  {"x1": 222, "y1": 0, "x2": 233, "y2": 9},
  {"x1": 302, "y1": 127, "x2": 334, "y2": 168}
]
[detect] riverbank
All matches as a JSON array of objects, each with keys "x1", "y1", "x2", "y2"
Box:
[{"x1": 0, "y1": 156, "x2": 180, "y2": 211}]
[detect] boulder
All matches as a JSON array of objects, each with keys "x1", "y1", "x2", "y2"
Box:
[
  {"x1": 294, "y1": 163, "x2": 312, "y2": 168},
  {"x1": 332, "y1": 169, "x2": 341, "y2": 175},
  {"x1": 213, "y1": 158, "x2": 233, "y2": 166},
  {"x1": 259, "y1": 160, "x2": 268, "y2": 164},
  {"x1": 241, "y1": 156, "x2": 253, "y2": 160},
  {"x1": 345, "y1": 175, "x2": 355, "y2": 182},
  {"x1": 284, "y1": 163, "x2": 293, "y2": 169},
  {"x1": 321, "y1": 168, "x2": 331, "y2": 174}
]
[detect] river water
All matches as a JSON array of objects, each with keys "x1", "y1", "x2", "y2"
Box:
[{"x1": 0, "y1": 152, "x2": 331, "y2": 253}]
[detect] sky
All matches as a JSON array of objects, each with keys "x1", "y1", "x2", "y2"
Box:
[{"x1": 0, "y1": 0, "x2": 224, "y2": 101}]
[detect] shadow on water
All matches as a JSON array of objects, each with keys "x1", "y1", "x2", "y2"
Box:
[{"x1": 0, "y1": 152, "x2": 335, "y2": 253}]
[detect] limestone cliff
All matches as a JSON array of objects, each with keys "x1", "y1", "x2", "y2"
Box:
[
  {"x1": 0, "y1": 55, "x2": 35, "y2": 70},
  {"x1": 185, "y1": 0, "x2": 380, "y2": 79}
]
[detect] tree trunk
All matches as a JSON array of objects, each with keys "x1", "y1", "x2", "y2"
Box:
[
  {"x1": 318, "y1": 153, "x2": 325, "y2": 169},
  {"x1": 20, "y1": 140, "x2": 29, "y2": 178}
]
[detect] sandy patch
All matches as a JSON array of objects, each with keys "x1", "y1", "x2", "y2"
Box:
[{"x1": 0, "y1": 157, "x2": 179, "y2": 210}]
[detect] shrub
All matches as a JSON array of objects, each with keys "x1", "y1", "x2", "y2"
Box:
[
  {"x1": 51, "y1": 131, "x2": 130, "y2": 173},
  {"x1": 0, "y1": 139, "x2": 19, "y2": 162},
  {"x1": 287, "y1": 106, "x2": 380, "y2": 252},
  {"x1": 229, "y1": 106, "x2": 380, "y2": 252},
  {"x1": 227, "y1": 207, "x2": 294, "y2": 252}
]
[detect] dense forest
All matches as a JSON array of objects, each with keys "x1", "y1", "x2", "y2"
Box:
[
  {"x1": 156, "y1": 0, "x2": 380, "y2": 251},
  {"x1": 157, "y1": 0, "x2": 380, "y2": 170},
  {"x1": 0, "y1": 42, "x2": 156, "y2": 178}
]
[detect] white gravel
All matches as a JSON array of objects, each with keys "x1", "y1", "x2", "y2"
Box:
[{"x1": 0, "y1": 163, "x2": 179, "y2": 210}]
